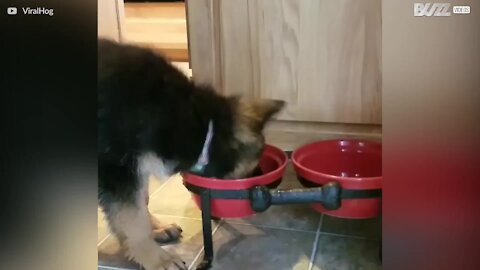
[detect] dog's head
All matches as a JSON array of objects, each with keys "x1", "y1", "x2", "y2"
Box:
[{"x1": 199, "y1": 98, "x2": 285, "y2": 179}]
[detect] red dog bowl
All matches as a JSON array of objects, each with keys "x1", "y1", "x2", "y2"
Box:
[
  {"x1": 183, "y1": 144, "x2": 288, "y2": 218},
  {"x1": 292, "y1": 139, "x2": 382, "y2": 219}
]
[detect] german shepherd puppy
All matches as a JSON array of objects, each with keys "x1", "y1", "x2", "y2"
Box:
[{"x1": 98, "y1": 39, "x2": 285, "y2": 270}]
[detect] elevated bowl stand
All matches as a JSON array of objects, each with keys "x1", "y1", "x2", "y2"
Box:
[{"x1": 183, "y1": 179, "x2": 382, "y2": 270}]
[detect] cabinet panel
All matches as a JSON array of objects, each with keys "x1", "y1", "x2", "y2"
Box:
[
  {"x1": 188, "y1": 0, "x2": 382, "y2": 124},
  {"x1": 186, "y1": 0, "x2": 223, "y2": 90}
]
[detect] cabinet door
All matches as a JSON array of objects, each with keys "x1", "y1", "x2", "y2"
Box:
[
  {"x1": 98, "y1": 0, "x2": 126, "y2": 41},
  {"x1": 187, "y1": 0, "x2": 381, "y2": 125}
]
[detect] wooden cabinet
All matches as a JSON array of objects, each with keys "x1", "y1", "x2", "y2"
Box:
[
  {"x1": 97, "y1": 0, "x2": 382, "y2": 149},
  {"x1": 187, "y1": 0, "x2": 382, "y2": 126}
]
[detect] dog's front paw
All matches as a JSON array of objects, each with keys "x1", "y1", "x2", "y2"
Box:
[
  {"x1": 142, "y1": 255, "x2": 187, "y2": 270},
  {"x1": 160, "y1": 253, "x2": 187, "y2": 270},
  {"x1": 154, "y1": 223, "x2": 183, "y2": 244}
]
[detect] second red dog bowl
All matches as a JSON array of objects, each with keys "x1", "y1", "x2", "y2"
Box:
[
  {"x1": 292, "y1": 139, "x2": 382, "y2": 219},
  {"x1": 183, "y1": 144, "x2": 288, "y2": 218}
]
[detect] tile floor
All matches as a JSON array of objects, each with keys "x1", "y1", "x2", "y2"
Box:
[{"x1": 98, "y1": 164, "x2": 382, "y2": 270}]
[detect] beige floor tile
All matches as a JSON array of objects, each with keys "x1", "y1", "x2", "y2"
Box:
[
  {"x1": 98, "y1": 235, "x2": 140, "y2": 270},
  {"x1": 148, "y1": 175, "x2": 167, "y2": 195},
  {"x1": 148, "y1": 175, "x2": 202, "y2": 219},
  {"x1": 98, "y1": 215, "x2": 214, "y2": 270},
  {"x1": 98, "y1": 208, "x2": 110, "y2": 243}
]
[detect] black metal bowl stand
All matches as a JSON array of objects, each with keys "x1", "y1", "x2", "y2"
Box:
[{"x1": 183, "y1": 178, "x2": 382, "y2": 270}]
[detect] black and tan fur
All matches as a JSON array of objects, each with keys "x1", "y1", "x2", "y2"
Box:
[{"x1": 98, "y1": 39, "x2": 284, "y2": 270}]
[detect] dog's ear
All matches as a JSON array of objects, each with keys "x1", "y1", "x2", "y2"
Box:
[
  {"x1": 248, "y1": 99, "x2": 286, "y2": 129},
  {"x1": 230, "y1": 97, "x2": 285, "y2": 132}
]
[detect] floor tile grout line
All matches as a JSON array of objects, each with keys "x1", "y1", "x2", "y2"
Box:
[
  {"x1": 98, "y1": 233, "x2": 111, "y2": 247},
  {"x1": 317, "y1": 231, "x2": 374, "y2": 241},
  {"x1": 98, "y1": 265, "x2": 134, "y2": 270},
  {"x1": 224, "y1": 220, "x2": 318, "y2": 234},
  {"x1": 148, "y1": 174, "x2": 178, "y2": 199},
  {"x1": 308, "y1": 215, "x2": 324, "y2": 270},
  {"x1": 153, "y1": 213, "x2": 202, "y2": 221},
  {"x1": 188, "y1": 219, "x2": 224, "y2": 270}
]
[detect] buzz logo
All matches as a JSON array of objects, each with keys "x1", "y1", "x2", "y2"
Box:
[{"x1": 414, "y1": 3, "x2": 452, "y2": 16}]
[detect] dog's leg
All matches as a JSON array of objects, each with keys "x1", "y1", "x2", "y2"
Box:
[
  {"x1": 145, "y1": 183, "x2": 183, "y2": 243},
  {"x1": 100, "y1": 155, "x2": 186, "y2": 270},
  {"x1": 140, "y1": 154, "x2": 184, "y2": 244},
  {"x1": 106, "y1": 192, "x2": 187, "y2": 270}
]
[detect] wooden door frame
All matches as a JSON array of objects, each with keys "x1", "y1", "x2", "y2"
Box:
[
  {"x1": 98, "y1": 0, "x2": 126, "y2": 42},
  {"x1": 185, "y1": 0, "x2": 223, "y2": 91}
]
